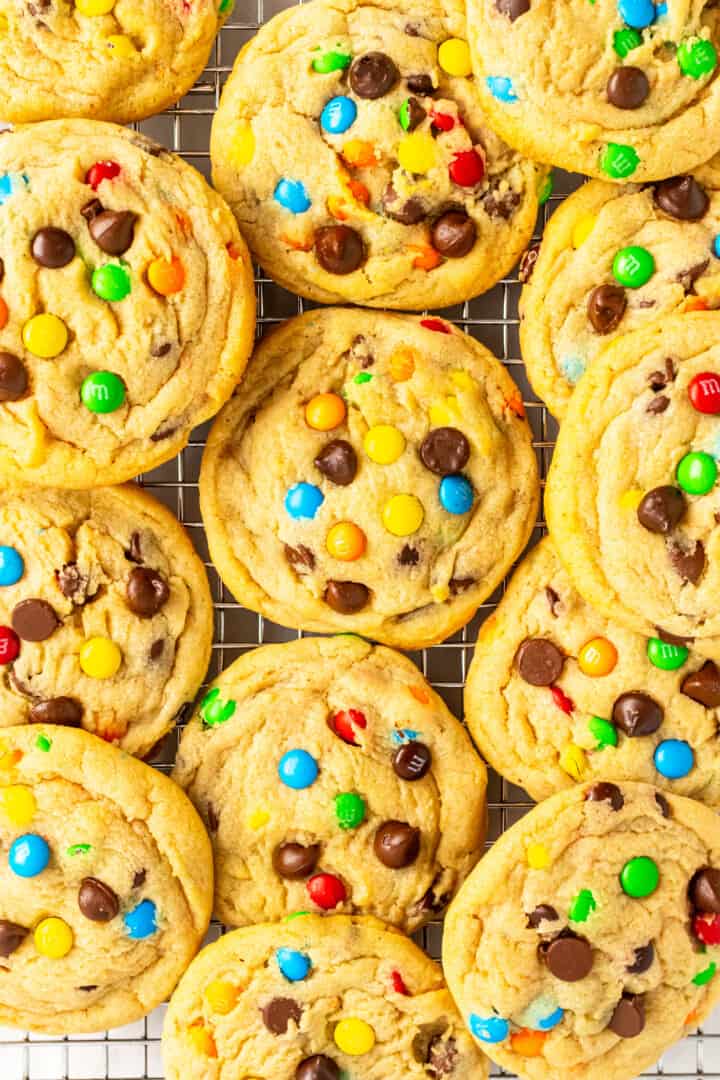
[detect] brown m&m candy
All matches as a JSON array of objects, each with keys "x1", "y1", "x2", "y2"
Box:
[
  {"x1": 690, "y1": 867, "x2": 720, "y2": 912},
  {"x1": 349, "y1": 52, "x2": 399, "y2": 98},
  {"x1": 374, "y1": 820, "x2": 421, "y2": 868},
  {"x1": 654, "y1": 176, "x2": 710, "y2": 221},
  {"x1": 0, "y1": 919, "x2": 28, "y2": 957},
  {"x1": 542, "y1": 931, "x2": 593, "y2": 981},
  {"x1": 11, "y1": 598, "x2": 59, "y2": 642},
  {"x1": 126, "y1": 567, "x2": 170, "y2": 617},
  {"x1": 515, "y1": 638, "x2": 564, "y2": 686},
  {"x1": 28, "y1": 697, "x2": 83, "y2": 726},
  {"x1": 608, "y1": 993, "x2": 645, "y2": 1038},
  {"x1": 314, "y1": 440, "x2": 357, "y2": 486},
  {"x1": 78, "y1": 877, "x2": 120, "y2": 922},
  {"x1": 431, "y1": 212, "x2": 477, "y2": 258},
  {"x1": 606, "y1": 67, "x2": 649, "y2": 109},
  {"x1": 0, "y1": 351, "x2": 28, "y2": 402},
  {"x1": 31, "y1": 227, "x2": 75, "y2": 269},
  {"x1": 393, "y1": 740, "x2": 431, "y2": 780},
  {"x1": 272, "y1": 842, "x2": 320, "y2": 879},
  {"x1": 587, "y1": 284, "x2": 626, "y2": 334},
  {"x1": 681, "y1": 660, "x2": 720, "y2": 707},
  {"x1": 315, "y1": 226, "x2": 365, "y2": 275},
  {"x1": 324, "y1": 580, "x2": 370, "y2": 614},
  {"x1": 636, "y1": 486, "x2": 686, "y2": 534},
  {"x1": 612, "y1": 692, "x2": 662, "y2": 737},
  {"x1": 296, "y1": 1056, "x2": 341, "y2": 1080},
  {"x1": 262, "y1": 996, "x2": 302, "y2": 1034},
  {"x1": 420, "y1": 427, "x2": 470, "y2": 475}
]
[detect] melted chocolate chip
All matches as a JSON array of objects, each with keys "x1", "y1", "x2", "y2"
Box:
[
  {"x1": 262, "y1": 997, "x2": 302, "y2": 1034},
  {"x1": 314, "y1": 439, "x2": 357, "y2": 485},
  {"x1": 677, "y1": 258, "x2": 709, "y2": 294},
  {"x1": 495, "y1": 0, "x2": 530, "y2": 19},
  {"x1": 295, "y1": 1056, "x2": 341, "y2": 1080},
  {"x1": 448, "y1": 576, "x2": 475, "y2": 595},
  {"x1": 125, "y1": 532, "x2": 143, "y2": 563},
  {"x1": 0, "y1": 919, "x2": 27, "y2": 957},
  {"x1": 655, "y1": 792, "x2": 671, "y2": 817},
  {"x1": 515, "y1": 638, "x2": 564, "y2": 686},
  {"x1": 427, "y1": 1035, "x2": 459, "y2": 1076},
  {"x1": 483, "y1": 188, "x2": 521, "y2": 220},
  {"x1": 655, "y1": 176, "x2": 710, "y2": 221},
  {"x1": 657, "y1": 626, "x2": 693, "y2": 646},
  {"x1": 273, "y1": 842, "x2": 320, "y2": 879},
  {"x1": 0, "y1": 352, "x2": 28, "y2": 401},
  {"x1": 545, "y1": 585, "x2": 562, "y2": 616},
  {"x1": 374, "y1": 820, "x2": 421, "y2": 868},
  {"x1": 646, "y1": 394, "x2": 669, "y2": 414},
  {"x1": 627, "y1": 943, "x2": 654, "y2": 974},
  {"x1": 586, "y1": 781, "x2": 624, "y2": 810},
  {"x1": 382, "y1": 185, "x2": 427, "y2": 225},
  {"x1": 28, "y1": 697, "x2": 82, "y2": 727},
  {"x1": 608, "y1": 993, "x2": 645, "y2": 1038},
  {"x1": 133, "y1": 869, "x2": 147, "y2": 889},
  {"x1": 126, "y1": 567, "x2": 170, "y2": 617},
  {"x1": 682, "y1": 660, "x2": 720, "y2": 707},
  {"x1": 87, "y1": 209, "x2": 137, "y2": 256},
  {"x1": 526, "y1": 904, "x2": 559, "y2": 928},
  {"x1": 667, "y1": 537, "x2": 705, "y2": 584},
  {"x1": 78, "y1": 877, "x2": 119, "y2": 922},
  {"x1": 542, "y1": 932, "x2": 593, "y2": 981},
  {"x1": 398, "y1": 545, "x2": 420, "y2": 566},
  {"x1": 648, "y1": 358, "x2": 676, "y2": 391},
  {"x1": 56, "y1": 562, "x2": 90, "y2": 604},
  {"x1": 403, "y1": 96, "x2": 427, "y2": 131},
  {"x1": 612, "y1": 693, "x2": 663, "y2": 737},
  {"x1": 150, "y1": 639, "x2": 165, "y2": 660},
  {"x1": 690, "y1": 867, "x2": 720, "y2": 913},
  {"x1": 431, "y1": 211, "x2": 476, "y2": 258},
  {"x1": 606, "y1": 66, "x2": 649, "y2": 109},
  {"x1": 407, "y1": 73, "x2": 435, "y2": 95},
  {"x1": 31, "y1": 227, "x2": 75, "y2": 268},
  {"x1": 315, "y1": 225, "x2": 364, "y2": 274},
  {"x1": 518, "y1": 243, "x2": 540, "y2": 284},
  {"x1": 284, "y1": 544, "x2": 315, "y2": 573},
  {"x1": 151, "y1": 342, "x2": 172, "y2": 357},
  {"x1": 587, "y1": 284, "x2": 627, "y2": 334},
  {"x1": 207, "y1": 803, "x2": 219, "y2": 832},
  {"x1": 324, "y1": 580, "x2": 370, "y2": 613},
  {"x1": 636, "y1": 486, "x2": 686, "y2": 534},
  {"x1": 349, "y1": 52, "x2": 399, "y2": 98},
  {"x1": 420, "y1": 427, "x2": 470, "y2": 474},
  {"x1": 412, "y1": 874, "x2": 452, "y2": 915},
  {"x1": 393, "y1": 740, "x2": 432, "y2": 780},
  {"x1": 11, "y1": 598, "x2": 58, "y2": 642}
]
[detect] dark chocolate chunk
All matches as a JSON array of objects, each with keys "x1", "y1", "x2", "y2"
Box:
[
  {"x1": 681, "y1": 661, "x2": 720, "y2": 707},
  {"x1": 515, "y1": 638, "x2": 564, "y2": 686},
  {"x1": 28, "y1": 697, "x2": 82, "y2": 727},
  {"x1": 612, "y1": 693, "x2": 663, "y2": 737},
  {"x1": 667, "y1": 537, "x2": 705, "y2": 584},
  {"x1": 11, "y1": 598, "x2": 58, "y2": 641},
  {"x1": 314, "y1": 440, "x2": 357, "y2": 485}
]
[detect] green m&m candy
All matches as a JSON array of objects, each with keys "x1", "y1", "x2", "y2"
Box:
[
  {"x1": 600, "y1": 142, "x2": 640, "y2": 179},
  {"x1": 693, "y1": 961, "x2": 717, "y2": 986},
  {"x1": 613, "y1": 27, "x2": 643, "y2": 58},
  {"x1": 612, "y1": 246, "x2": 655, "y2": 288},
  {"x1": 538, "y1": 172, "x2": 553, "y2": 206},
  {"x1": 620, "y1": 855, "x2": 659, "y2": 898},
  {"x1": 588, "y1": 715, "x2": 618, "y2": 749},
  {"x1": 678, "y1": 38, "x2": 718, "y2": 79},
  {"x1": 676, "y1": 451, "x2": 717, "y2": 495},
  {"x1": 646, "y1": 636, "x2": 689, "y2": 670},
  {"x1": 568, "y1": 888, "x2": 597, "y2": 923},
  {"x1": 91, "y1": 263, "x2": 131, "y2": 301},
  {"x1": 334, "y1": 792, "x2": 366, "y2": 829},
  {"x1": 81, "y1": 371, "x2": 125, "y2": 414},
  {"x1": 199, "y1": 686, "x2": 237, "y2": 727},
  {"x1": 312, "y1": 47, "x2": 351, "y2": 73}
]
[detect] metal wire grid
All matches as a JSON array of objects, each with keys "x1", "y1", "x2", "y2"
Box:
[{"x1": 0, "y1": 5, "x2": 719, "y2": 1077}]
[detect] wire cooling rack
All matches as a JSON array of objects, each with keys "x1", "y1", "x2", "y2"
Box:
[{"x1": 2, "y1": 5, "x2": 720, "y2": 1078}]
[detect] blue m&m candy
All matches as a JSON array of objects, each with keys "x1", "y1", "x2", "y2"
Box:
[
  {"x1": 714, "y1": 235, "x2": 720, "y2": 258},
  {"x1": 278, "y1": 749, "x2": 319, "y2": 789},
  {"x1": 469, "y1": 1013, "x2": 509, "y2": 1043},
  {"x1": 285, "y1": 482, "x2": 324, "y2": 520},
  {"x1": 320, "y1": 95, "x2": 358, "y2": 134},
  {"x1": 654, "y1": 739, "x2": 694, "y2": 779},
  {"x1": 277, "y1": 947, "x2": 311, "y2": 981},
  {"x1": 618, "y1": 0, "x2": 655, "y2": 28},
  {"x1": 9, "y1": 833, "x2": 50, "y2": 877},
  {"x1": 274, "y1": 178, "x2": 312, "y2": 214},
  {"x1": 485, "y1": 76, "x2": 518, "y2": 103},
  {"x1": 517, "y1": 994, "x2": 564, "y2": 1031},
  {"x1": 124, "y1": 899, "x2": 158, "y2": 939},
  {"x1": 439, "y1": 475, "x2": 474, "y2": 515},
  {"x1": 0, "y1": 546, "x2": 23, "y2": 587},
  {"x1": 0, "y1": 172, "x2": 29, "y2": 205}
]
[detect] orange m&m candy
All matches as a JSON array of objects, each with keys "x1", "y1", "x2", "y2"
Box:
[
  {"x1": 511, "y1": 1029, "x2": 547, "y2": 1057},
  {"x1": 305, "y1": 392, "x2": 346, "y2": 431},
  {"x1": 147, "y1": 256, "x2": 185, "y2": 295},
  {"x1": 0, "y1": 297, "x2": 8, "y2": 331},
  {"x1": 326, "y1": 522, "x2": 366, "y2": 561},
  {"x1": 578, "y1": 637, "x2": 618, "y2": 677}
]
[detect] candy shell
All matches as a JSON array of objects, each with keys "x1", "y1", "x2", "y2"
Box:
[
  {"x1": 676, "y1": 451, "x2": 717, "y2": 495},
  {"x1": 438, "y1": 38, "x2": 472, "y2": 77},
  {"x1": 326, "y1": 522, "x2": 366, "y2": 560},
  {"x1": 334, "y1": 1017, "x2": 376, "y2": 1055},
  {"x1": 0, "y1": 546, "x2": 23, "y2": 587},
  {"x1": 92, "y1": 263, "x2": 131, "y2": 302},
  {"x1": 79, "y1": 637, "x2": 122, "y2": 679},
  {"x1": 646, "y1": 636, "x2": 688, "y2": 670},
  {"x1": 0, "y1": 626, "x2": 19, "y2": 664},
  {"x1": 485, "y1": 76, "x2": 518, "y2": 102},
  {"x1": 34, "y1": 917, "x2": 73, "y2": 958},
  {"x1": 285, "y1": 482, "x2": 324, "y2": 520},
  {"x1": 307, "y1": 872, "x2": 347, "y2": 909},
  {"x1": 276, "y1": 946, "x2": 312, "y2": 981},
  {"x1": 577, "y1": 637, "x2": 618, "y2": 676},
  {"x1": 382, "y1": 494, "x2": 424, "y2": 536},
  {"x1": 305, "y1": 393, "x2": 346, "y2": 430},
  {"x1": 397, "y1": 132, "x2": 437, "y2": 174},
  {"x1": 600, "y1": 143, "x2": 640, "y2": 179},
  {"x1": 620, "y1": 856, "x2": 659, "y2": 898},
  {"x1": 22, "y1": 314, "x2": 68, "y2": 358},
  {"x1": 364, "y1": 424, "x2": 405, "y2": 465},
  {"x1": 81, "y1": 371, "x2": 126, "y2": 414},
  {"x1": 469, "y1": 1013, "x2": 509, "y2": 1043},
  {"x1": 439, "y1": 475, "x2": 474, "y2": 514},
  {"x1": 688, "y1": 372, "x2": 720, "y2": 414},
  {"x1": 9, "y1": 833, "x2": 50, "y2": 877},
  {"x1": 124, "y1": 898, "x2": 157, "y2": 939},
  {"x1": 618, "y1": 0, "x2": 655, "y2": 28},
  {"x1": 678, "y1": 39, "x2": 717, "y2": 78},
  {"x1": 320, "y1": 96, "x2": 357, "y2": 134},
  {"x1": 274, "y1": 178, "x2": 312, "y2": 215},
  {"x1": 654, "y1": 739, "x2": 694, "y2": 779},
  {"x1": 278, "y1": 749, "x2": 319, "y2": 789},
  {"x1": 0, "y1": 785, "x2": 36, "y2": 826}
]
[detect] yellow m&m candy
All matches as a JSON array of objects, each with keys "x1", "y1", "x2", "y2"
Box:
[
  {"x1": 526, "y1": 843, "x2": 550, "y2": 870},
  {"x1": 326, "y1": 522, "x2": 366, "y2": 561},
  {"x1": 578, "y1": 637, "x2": 618, "y2": 677},
  {"x1": 105, "y1": 34, "x2": 138, "y2": 58},
  {"x1": 571, "y1": 213, "x2": 596, "y2": 249},
  {"x1": 0, "y1": 785, "x2": 36, "y2": 826},
  {"x1": 22, "y1": 314, "x2": 68, "y2": 358},
  {"x1": 559, "y1": 743, "x2": 587, "y2": 780},
  {"x1": 438, "y1": 38, "x2": 472, "y2": 77},
  {"x1": 188, "y1": 1024, "x2": 217, "y2": 1057},
  {"x1": 231, "y1": 121, "x2": 255, "y2": 167},
  {"x1": 397, "y1": 132, "x2": 437, "y2": 174},
  {"x1": 364, "y1": 424, "x2": 405, "y2": 465},
  {"x1": 34, "y1": 917, "x2": 73, "y2": 959},
  {"x1": 382, "y1": 494, "x2": 424, "y2": 537},
  {"x1": 79, "y1": 637, "x2": 122, "y2": 679},
  {"x1": 75, "y1": 0, "x2": 115, "y2": 13},
  {"x1": 388, "y1": 348, "x2": 416, "y2": 382},
  {"x1": 204, "y1": 980, "x2": 239, "y2": 1015},
  {"x1": 334, "y1": 1017, "x2": 376, "y2": 1056},
  {"x1": 305, "y1": 392, "x2": 346, "y2": 431}
]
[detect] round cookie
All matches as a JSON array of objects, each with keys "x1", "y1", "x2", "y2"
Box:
[
  {"x1": 466, "y1": 536, "x2": 720, "y2": 803},
  {"x1": 173, "y1": 636, "x2": 487, "y2": 931},
  {"x1": 466, "y1": 0, "x2": 720, "y2": 183},
  {"x1": 163, "y1": 913, "x2": 489, "y2": 1079},
  {"x1": 546, "y1": 312, "x2": 720, "y2": 648},
  {"x1": 520, "y1": 161, "x2": 720, "y2": 417},
  {"x1": 0, "y1": 1, "x2": 227, "y2": 124},
  {"x1": 0, "y1": 119, "x2": 255, "y2": 488},
  {"x1": 444, "y1": 781, "x2": 720, "y2": 1080},
  {"x1": 0, "y1": 724, "x2": 213, "y2": 1034},
  {"x1": 0, "y1": 484, "x2": 212, "y2": 759},
  {"x1": 200, "y1": 308, "x2": 538, "y2": 648},
  {"x1": 210, "y1": 0, "x2": 547, "y2": 310}
]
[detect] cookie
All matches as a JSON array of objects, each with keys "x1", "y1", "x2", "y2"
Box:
[
  {"x1": 0, "y1": 119, "x2": 255, "y2": 488},
  {"x1": 546, "y1": 312, "x2": 720, "y2": 648},
  {"x1": 173, "y1": 636, "x2": 487, "y2": 931},
  {"x1": 209, "y1": 0, "x2": 547, "y2": 310},
  {"x1": 466, "y1": 536, "x2": 720, "y2": 804},
  {"x1": 0, "y1": 484, "x2": 212, "y2": 759},
  {"x1": 444, "y1": 781, "x2": 720, "y2": 1080},
  {"x1": 466, "y1": 0, "x2": 720, "y2": 183},
  {"x1": 200, "y1": 308, "x2": 538, "y2": 648},
  {"x1": 0, "y1": 0, "x2": 227, "y2": 124},
  {"x1": 0, "y1": 724, "x2": 213, "y2": 1034},
  {"x1": 520, "y1": 161, "x2": 720, "y2": 417},
  {"x1": 163, "y1": 913, "x2": 489, "y2": 1079}
]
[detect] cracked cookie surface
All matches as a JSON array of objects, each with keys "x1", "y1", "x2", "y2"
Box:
[
  {"x1": 0, "y1": 120, "x2": 255, "y2": 487},
  {"x1": 0, "y1": 484, "x2": 212, "y2": 759},
  {"x1": 163, "y1": 913, "x2": 489, "y2": 1079},
  {"x1": 210, "y1": 0, "x2": 546, "y2": 309},
  {"x1": 200, "y1": 308, "x2": 538, "y2": 648},
  {"x1": 444, "y1": 782, "x2": 720, "y2": 1080},
  {"x1": 0, "y1": 724, "x2": 213, "y2": 1034},
  {"x1": 173, "y1": 636, "x2": 487, "y2": 932}
]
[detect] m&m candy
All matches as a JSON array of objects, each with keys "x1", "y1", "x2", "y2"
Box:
[
  {"x1": 439, "y1": 475, "x2": 474, "y2": 514},
  {"x1": 678, "y1": 38, "x2": 718, "y2": 79},
  {"x1": 364, "y1": 424, "x2": 405, "y2": 464},
  {"x1": 334, "y1": 1017, "x2": 376, "y2": 1055},
  {"x1": 600, "y1": 143, "x2": 639, "y2": 179},
  {"x1": 449, "y1": 149, "x2": 484, "y2": 187},
  {"x1": 577, "y1": 637, "x2": 618, "y2": 676},
  {"x1": 86, "y1": 161, "x2": 121, "y2": 189},
  {"x1": 285, "y1": 482, "x2": 324, "y2": 520},
  {"x1": 469, "y1": 1013, "x2": 509, "y2": 1043},
  {"x1": 124, "y1": 899, "x2": 158, "y2": 939},
  {"x1": 230, "y1": 121, "x2": 255, "y2": 167},
  {"x1": 81, "y1": 372, "x2": 126, "y2": 414},
  {"x1": 688, "y1": 372, "x2": 720, "y2": 414},
  {"x1": 618, "y1": 0, "x2": 655, "y2": 28},
  {"x1": 305, "y1": 393, "x2": 346, "y2": 430},
  {"x1": 105, "y1": 35, "x2": 138, "y2": 58},
  {"x1": 438, "y1": 38, "x2": 472, "y2": 77},
  {"x1": 79, "y1": 636, "x2": 122, "y2": 679},
  {"x1": 0, "y1": 785, "x2": 36, "y2": 826},
  {"x1": 147, "y1": 256, "x2": 185, "y2": 296},
  {"x1": 75, "y1": 0, "x2": 115, "y2": 13},
  {"x1": 676, "y1": 451, "x2": 717, "y2": 495},
  {"x1": 614, "y1": 27, "x2": 643, "y2": 57},
  {"x1": 485, "y1": 76, "x2": 518, "y2": 102},
  {"x1": 92, "y1": 264, "x2": 131, "y2": 302},
  {"x1": 274, "y1": 178, "x2": 312, "y2": 215},
  {"x1": 320, "y1": 96, "x2": 357, "y2": 134},
  {"x1": 0, "y1": 626, "x2": 19, "y2": 664},
  {"x1": 326, "y1": 522, "x2": 366, "y2": 560},
  {"x1": 654, "y1": 739, "x2": 694, "y2": 779},
  {"x1": 646, "y1": 636, "x2": 688, "y2": 670},
  {"x1": 334, "y1": 791, "x2": 365, "y2": 829},
  {"x1": 620, "y1": 856, "x2": 659, "y2": 898},
  {"x1": 22, "y1": 314, "x2": 68, "y2": 358},
  {"x1": 312, "y1": 48, "x2": 351, "y2": 73},
  {"x1": 383, "y1": 494, "x2": 424, "y2": 536},
  {"x1": 204, "y1": 980, "x2": 239, "y2": 1014},
  {"x1": 0, "y1": 546, "x2": 23, "y2": 587},
  {"x1": 397, "y1": 132, "x2": 437, "y2": 174},
  {"x1": 307, "y1": 872, "x2": 347, "y2": 909},
  {"x1": 612, "y1": 246, "x2": 654, "y2": 288},
  {"x1": 278, "y1": 749, "x2": 319, "y2": 789},
  {"x1": 588, "y1": 715, "x2": 618, "y2": 749},
  {"x1": 276, "y1": 947, "x2": 312, "y2": 981},
  {"x1": 34, "y1": 917, "x2": 73, "y2": 958},
  {"x1": 9, "y1": 833, "x2": 50, "y2": 877}
]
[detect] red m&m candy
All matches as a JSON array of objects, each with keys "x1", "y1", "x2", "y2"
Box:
[
  {"x1": 449, "y1": 149, "x2": 484, "y2": 187},
  {"x1": 431, "y1": 110, "x2": 455, "y2": 132},
  {"x1": 689, "y1": 372, "x2": 720, "y2": 414},
  {"x1": 86, "y1": 161, "x2": 121, "y2": 190},
  {"x1": 0, "y1": 626, "x2": 20, "y2": 664},
  {"x1": 391, "y1": 970, "x2": 410, "y2": 995},
  {"x1": 693, "y1": 913, "x2": 720, "y2": 946},
  {"x1": 307, "y1": 872, "x2": 347, "y2": 910},
  {"x1": 329, "y1": 708, "x2": 367, "y2": 745},
  {"x1": 420, "y1": 318, "x2": 451, "y2": 334},
  {"x1": 550, "y1": 685, "x2": 574, "y2": 715}
]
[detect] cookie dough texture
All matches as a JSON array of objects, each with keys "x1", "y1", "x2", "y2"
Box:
[
  {"x1": 173, "y1": 636, "x2": 487, "y2": 931},
  {"x1": 444, "y1": 782, "x2": 720, "y2": 1080},
  {"x1": 0, "y1": 724, "x2": 213, "y2": 1034},
  {"x1": 466, "y1": 537, "x2": 720, "y2": 803},
  {"x1": 467, "y1": 0, "x2": 720, "y2": 182},
  {"x1": 0, "y1": 484, "x2": 212, "y2": 759},
  {"x1": 163, "y1": 914, "x2": 489, "y2": 1079},
  {"x1": 210, "y1": 0, "x2": 546, "y2": 309},
  {"x1": 546, "y1": 313, "x2": 720, "y2": 648},
  {"x1": 521, "y1": 161, "x2": 720, "y2": 417},
  {"x1": 200, "y1": 308, "x2": 538, "y2": 648},
  {"x1": 0, "y1": 120, "x2": 255, "y2": 488},
  {"x1": 0, "y1": 0, "x2": 225, "y2": 123}
]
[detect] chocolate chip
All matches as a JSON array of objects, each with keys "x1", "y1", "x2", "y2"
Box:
[
  {"x1": 262, "y1": 997, "x2": 302, "y2": 1034},
  {"x1": 315, "y1": 225, "x2": 364, "y2": 274},
  {"x1": 349, "y1": 52, "x2": 399, "y2": 98},
  {"x1": 0, "y1": 257, "x2": 4, "y2": 282},
  {"x1": 657, "y1": 626, "x2": 693, "y2": 646},
  {"x1": 87, "y1": 209, "x2": 137, "y2": 256},
  {"x1": 150, "y1": 422, "x2": 178, "y2": 442},
  {"x1": 636, "y1": 485, "x2": 686, "y2": 534},
  {"x1": 627, "y1": 943, "x2": 654, "y2": 973},
  {"x1": 682, "y1": 661, "x2": 720, "y2": 707},
  {"x1": 28, "y1": 697, "x2": 82, "y2": 726},
  {"x1": 646, "y1": 394, "x2": 669, "y2": 414},
  {"x1": 545, "y1": 585, "x2": 561, "y2": 616},
  {"x1": 667, "y1": 537, "x2": 705, "y2": 584},
  {"x1": 295, "y1": 1056, "x2": 341, "y2": 1080},
  {"x1": 56, "y1": 562, "x2": 90, "y2": 603},
  {"x1": 449, "y1": 576, "x2": 475, "y2": 595},
  {"x1": 427, "y1": 1035, "x2": 459, "y2": 1075},
  {"x1": 515, "y1": 638, "x2": 564, "y2": 686},
  {"x1": 0, "y1": 352, "x2": 28, "y2": 402},
  {"x1": 150, "y1": 639, "x2": 165, "y2": 660},
  {"x1": 412, "y1": 873, "x2": 452, "y2": 916},
  {"x1": 393, "y1": 740, "x2": 431, "y2": 780},
  {"x1": 272, "y1": 842, "x2": 320, "y2": 879},
  {"x1": 654, "y1": 176, "x2": 710, "y2": 221},
  {"x1": 587, "y1": 284, "x2": 626, "y2": 334},
  {"x1": 0, "y1": 919, "x2": 27, "y2": 957},
  {"x1": 151, "y1": 342, "x2": 172, "y2": 357},
  {"x1": 483, "y1": 188, "x2": 521, "y2": 220},
  {"x1": 407, "y1": 73, "x2": 435, "y2": 95},
  {"x1": 495, "y1": 0, "x2": 530, "y2": 18},
  {"x1": 606, "y1": 66, "x2": 649, "y2": 109},
  {"x1": 314, "y1": 439, "x2": 357, "y2": 485},
  {"x1": 431, "y1": 211, "x2": 476, "y2": 258},
  {"x1": 655, "y1": 792, "x2": 671, "y2": 817},
  {"x1": 608, "y1": 993, "x2": 645, "y2": 1038},
  {"x1": 374, "y1": 820, "x2": 421, "y2": 868},
  {"x1": 11, "y1": 598, "x2": 58, "y2": 641},
  {"x1": 613, "y1": 693, "x2": 663, "y2": 737},
  {"x1": 78, "y1": 877, "x2": 119, "y2": 922},
  {"x1": 78, "y1": 985, "x2": 98, "y2": 992},
  {"x1": 404, "y1": 22, "x2": 422, "y2": 35},
  {"x1": 648, "y1": 358, "x2": 677, "y2": 391},
  {"x1": 324, "y1": 580, "x2": 370, "y2": 613},
  {"x1": 420, "y1": 427, "x2": 470, "y2": 474},
  {"x1": 207, "y1": 803, "x2": 219, "y2": 832},
  {"x1": 125, "y1": 532, "x2": 143, "y2": 563},
  {"x1": 518, "y1": 243, "x2": 540, "y2": 283},
  {"x1": 677, "y1": 260, "x2": 710, "y2": 296},
  {"x1": 412, "y1": 1022, "x2": 448, "y2": 1064},
  {"x1": 690, "y1": 867, "x2": 720, "y2": 912},
  {"x1": 399, "y1": 545, "x2": 419, "y2": 566},
  {"x1": 284, "y1": 544, "x2": 315, "y2": 573},
  {"x1": 126, "y1": 567, "x2": 170, "y2": 617},
  {"x1": 81, "y1": 199, "x2": 103, "y2": 223},
  {"x1": 586, "y1": 781, "x2": 625, "y2": 810},
  {"x1": 403, "y1": 96, "x2": 427, "y2": 131},
  {"x1": 382, "y1": 185, "x2": 427, "y2": 225},
  {"x1": 31, "y1": 227, "x2": 75, "y2": 268},
  {"x1": 133, "y1": 869, "x2": 147, "y2": 889},
  {"x1": 526, "y1": 904, "x2": 559, "y2": 928},
  {"x1": 543, "y1": 932, "x2": 593, "y2": 981}
]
